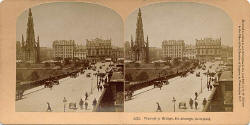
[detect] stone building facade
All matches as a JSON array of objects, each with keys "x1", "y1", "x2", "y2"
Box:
[
  {"x1": 183, "y1": 44, "x2": 196, "y2": 59},
  {"x1": 74, "y1": 45, "x2": 87, "y2": 60},
  {"x1": 220, "y1": 46, "x2": 233, "y2": 64},
  {"x1": 196, "y1": 38, "x2": 221, "y2": 62},
  {"x1": 162, "y1": 40, "x2": 185, "y2": 59},
  {"x1": 86, "y1": 38, "x2": 112, "y2": 62},
  {"x1": 52, "y1": 40, "x2": 76, "y2": 59},
  {"x1": 112, "y1": 47, "x2": 124, "y2": 62},
  {"x1": 124, "y1": 41, "x2": 131, "y2": 60}
]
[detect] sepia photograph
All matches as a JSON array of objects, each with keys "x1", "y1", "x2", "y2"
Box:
[
  {"x1": 0, "y1": 0, "x2": 249, "y2": 124},
  {"x1": 124, "y1": 2, "x2": 233, "y2": 112},
  {"x1": 15, "y1": 2, "x2": 124, "y2": 112}
]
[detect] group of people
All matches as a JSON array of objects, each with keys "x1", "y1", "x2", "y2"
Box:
[
  {"x1": 189, "y1": 92, "x2": 207, "y2": 110},
  {"x1": 97, "y1": 73, "x2": 109, "y2": 92},
  {"x1": 97, "y1": 82, "x2": 104, "y2": 92},
  {"x1": 189, "y1": 97, "x2": 207, "y2": 110},
  {"x1": 79, "y1": 92, "x2": 96, "y2": 110},
  {"x1": 79, "y1": 97, "x2": 97, "y2": 110},
  {"x1": 155, "y1": 92, "x2": 208, "y2": 112},
  {"x1": 207, "y1": 78, "x2": 214, "y2": 91}
]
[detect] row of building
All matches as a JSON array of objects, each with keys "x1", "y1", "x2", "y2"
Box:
[
  {"x1": 161, "y1": 38, "x2": 233, "y2": 62},
  {"x1": 18, "y1": 38, "x2": 124, "y2": 63},
  {"x1": 124, "y1": 9, "x2": 233, "y2": 63},
  {"x1": 16, "y1": 8, "x2": 123, "y2": 63},
  {"x1": 52, "y1": 38, "x2": 124, "y2": 62}
]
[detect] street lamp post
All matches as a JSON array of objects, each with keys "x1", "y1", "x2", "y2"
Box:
[
  {"x1": 91, "y1": 77, "x2": 93, "y2": 94},
  {"x1": 63, "y1": 97, "x2": 67, "y2": 112},
  {"x1": 172, "y1": 97, "x2": 176, "y2": 112},
  {"x1": 97, "y1": 70, "x2": 100, "y2": 86},
  {"x1": 201, "y1": 77, "x2": 203, "y2": 93}
]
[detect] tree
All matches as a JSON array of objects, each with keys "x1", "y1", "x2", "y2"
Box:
[
  {"x1": 55, "y1": 57, "x2": 63, "y2": 61},
  {"x1": 28, "y1": 71, "x2": 39, "y2": 81},
  {"x1": 55, "y1": 62, "x2": 62, "y2": 66},
  {"x1": 25, "y1": 63, "x2": 31, "y2": 68},
  {"x1": 172, "y1": 58, "x2": 180, "y2": 66},
  {"x1": 135, "y1": 63, "x2": 140, "y2": 68},
  {"x1": 44, "y1": 62, "x2": 50, "y2": 67},
  {"x1": 154, "y1": 62, "x2": 160, "y2": 68},
  {"x1": 16, "y1": 73, "x2": 24, "y2": 81},
  {"x1": 164, "y1": 61, "x2": 171, "y2": 66},
  {"x1": 136, "y1": 71, "x2": 149, "y2": 81},
  {"x1": 125, "y1": 73, "x2": 133, "y2": 81},
  {"x1": 64, "y1": 58, "x2": 71, "y2": 65}
]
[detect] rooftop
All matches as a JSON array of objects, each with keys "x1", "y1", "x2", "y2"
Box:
[
  {"x1": 219, "y1": 71, "x2": 233, "y2": 82},
  {"x1": 110, "y1": 72, "x2": 124, "y2": 83}
]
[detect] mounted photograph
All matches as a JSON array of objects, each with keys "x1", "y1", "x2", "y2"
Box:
[
  {"x1": 124, "y1": 2, "x2": 233, "y2": 112},
  {"x1": 16, "y1": 2, "x2": 124, "y2": 112}
]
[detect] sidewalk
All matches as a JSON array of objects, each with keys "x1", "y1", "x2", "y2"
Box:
[
  {"x1": 182, "y1": 62, "x2": 218, "y2": 112},
  {"x1": 66, "y1": 67, "x2": 108, "y2": 112}
]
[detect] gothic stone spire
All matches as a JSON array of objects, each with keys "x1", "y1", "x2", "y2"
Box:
[
  {"x1": 145, "y1": 35, "x2": 150, "y2": 63},
  {"x1": 135, "y1": 8, "x2": 144, "y2": 50},
  {"x1": 26, "y1": 8, "x2": 36, "y2": 48},
  {"x1": 21, "y1": 34, "x2": 25, "y2": 47},
  {"x1": 36, "y1": 36, "x2": 40, "y2": 63}
]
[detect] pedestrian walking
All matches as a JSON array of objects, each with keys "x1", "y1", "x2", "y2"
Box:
[
  {"x1": 207, "y1": 84, "x2": 209, "y2": 91},
  {"x1": 79, "y1": 99, "x2": 84, "y2": 110},
  {"x1": 47, "y1": 102, "x2": 52, "y2": 112},
  {"x1": 85, "y1": 92, "x2": 88, "y2": 100},
  {"x1": 195, "y1": 100, "x2": 198, "y2": 110},
  {"x1": 209, "y1": 85, "x2": 213, "y2": 90},
  {"x1": 100, "y1": 85, "x2": 103, "y2": 91},
  {"x1": 85, "y1": 101, "x2": 88, "y2": 110},
  {"x1": 97, "y1": 85, "x2": 100, "y2": 92},
  {"x1": 92, "y1": 98, "x2": 97, "y2": 108},
  {"x1": 202, "y1": 98, "x2": 207, "y2": 108},
  {"x1": 156, "y1": 102, "x2": 162, "y2": 112},
  {"x1": 195, "y1": 92, "x2": 198, "y2": 100},
  {"x1": 189, "y1": 98, "x2": 193, "y2": 109}
]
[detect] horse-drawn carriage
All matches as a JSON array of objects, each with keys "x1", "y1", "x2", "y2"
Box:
[
  {"x1": 196, "y1": 72, "x2": 200, "y2": 77},
  {"x1": 52, "y1": 79, "x2": 59, "y2": 85},
  {"x1": 153, "y1": 81, "x2": 163, "y2": 89},
  {"x1": 179, "y1": 101, "x2": 187, "y2": 109},
  {"x1": 86, "y1": 73, "x2": 91, "y2": 77},
  {"x1": 44, "y1": 81, "x2": 53, "y2": 88},
  {"x1": 80, "y1": 70, "x2": 85, "y2": 74},
  {"x1": 180, "y1": 71, "x2": 188, "y2": 77},
  {"x1": 161, "y1": 80, "x2": 169, "y2": 85},
  {"x1": 16, "y1": 89, "x2": 25, "y2": 100},
  {"x1": 125, "y1": 90, "x2": 133, "y2": 100},
  {"x1": 70, "y1": 72, "x2": 78, "y2": 78}
]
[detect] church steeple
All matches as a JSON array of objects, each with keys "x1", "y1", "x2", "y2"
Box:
[{"x1": 26, "y1": 8, "x2": 35, "y2": 48}]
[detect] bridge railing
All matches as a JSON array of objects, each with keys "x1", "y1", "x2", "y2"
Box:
[
  {"x1": 16, "y1": 69, "x2": 82, "y2": 92},
  {"x1": 126, "y1": 71, "x2": 188, "y2": 92},
  {"x1": 202, "y1": 87, "x2": 217, "y2": 112}
]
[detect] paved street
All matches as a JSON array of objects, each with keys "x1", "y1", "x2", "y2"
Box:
[
  {"x1": 16, "y1": 62, "x2": 110, "y2": 112},
  {"x1": 125, "y1": 61, "x2": 219, "y2": 112}
]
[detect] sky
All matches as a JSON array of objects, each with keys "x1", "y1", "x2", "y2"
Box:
[
  {"x1": 16, "y1": 2, "x2": 123, "y2": 47},
  {"x1": 125, "y1": 2, "x2": 233, "y2": 47}
]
